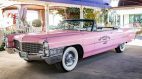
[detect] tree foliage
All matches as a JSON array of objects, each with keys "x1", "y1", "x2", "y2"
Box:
[
  {"x1": 57, "y1": 7, "x2": 108, "y2": 25},
  {"x1": 100, "y1": 9, "x2": 109, "y2": 25},
  {"x1": 58, "y1": 7, "x2": 80, "y2": 19}
]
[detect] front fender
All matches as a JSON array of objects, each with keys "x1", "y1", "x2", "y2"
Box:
[{"x1": 7, "y1": 34, "x2": 17, "y2": 48}]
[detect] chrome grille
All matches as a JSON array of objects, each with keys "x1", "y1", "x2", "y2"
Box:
[
  {"x1": 22, "y1": 43, "x2": 43, "y2": 53},
  {"x1": 14, "y1": 40, "x2": 43, "y2": 53},
  {"x1": 14, "y1": 40, "x2": 21, "y2": 50}
]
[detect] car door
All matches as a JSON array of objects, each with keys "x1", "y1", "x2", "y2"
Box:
[
  {"x1": 82, "y1": 23, "x2": 112, "y2": 57},
  {"x1": 107, "y1": 29, "x2": 124, "y2": 47},
  {"x1": 93, "y1": 31, "x2": 111, "y2": 51},
  {"x1": 83, "y1": 31, "x2": 110, "y2": 57}
]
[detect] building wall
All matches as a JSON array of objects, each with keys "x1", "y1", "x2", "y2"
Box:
[
  {"x1": 124, "y1": 14, "x2": 129, "y2": 25},
  {"x1": 111, "y1": 7, "x2": 142, "y2": 27}
]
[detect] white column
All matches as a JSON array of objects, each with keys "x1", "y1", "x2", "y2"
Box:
[
  {"x1": 107, "y1": 12, "x2": 110, "y2": 25},
  {"x1": 124, "y1": 14, "x2": 129, "y2": 25},
  {"x1": 80, "y1": 5, "x2": 84, "y2": 19},
  {"x1": 115, "y1": 15, "x2": 118, "y2": 26},
  {"x1": 80, "y1": 6, "x2": 84, "y2": 27},
  {"x1": 45, "y1": 4, "x2": 50, "y2": 32},
  {"x1": 120, "y1": 14, "x2": 124, "y2": 27}
]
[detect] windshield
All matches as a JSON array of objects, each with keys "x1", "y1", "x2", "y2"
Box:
[{"x1": 49, "y1": 20, "x2": 94, "y2": 31}]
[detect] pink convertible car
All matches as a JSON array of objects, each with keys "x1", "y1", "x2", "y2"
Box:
[{"x1": 6, "y1": 19, "x2": 136, "y2": 71}]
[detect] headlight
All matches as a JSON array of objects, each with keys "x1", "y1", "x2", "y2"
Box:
[
  {"x1": 43, "y1": 41, "x2": 49, "y2": 56},
  {"x1": 43, "y1": 41, "x2": 49, "y2": 49}
]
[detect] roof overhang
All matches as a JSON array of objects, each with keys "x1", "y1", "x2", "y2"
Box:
[
  {"x1": 0, "y1": 0, "x2": 112, "y2": 9},
  {"x1": 40, "y1": 0, "x2": 111, "y2": 8}
]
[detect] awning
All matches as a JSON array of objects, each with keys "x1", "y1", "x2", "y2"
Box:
[{"x1": 41, "y1": 0, "x2": 111, "y2": 8}]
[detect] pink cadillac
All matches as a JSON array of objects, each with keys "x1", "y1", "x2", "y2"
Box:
[{"x1": 6, "y1": 19, "x2": 136, "y2": 72}]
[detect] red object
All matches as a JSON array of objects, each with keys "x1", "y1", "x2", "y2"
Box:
[{"x1": 13, "y1": 14, "x2": 17, "y2": 24}]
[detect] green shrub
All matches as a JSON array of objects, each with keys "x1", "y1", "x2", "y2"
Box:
[
  {"x1": 0, "y1": 43, "x2": 5, "y2": 51},
  {"x1": 32, "y1": 19, "x2": 42, "y2": 27}
]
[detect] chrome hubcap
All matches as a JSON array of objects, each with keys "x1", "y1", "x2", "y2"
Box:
[{"x1": 65, "y1": 51, "x2": 75, "y2": 67}]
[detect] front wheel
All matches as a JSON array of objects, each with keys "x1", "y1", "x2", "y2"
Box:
[
  {"x1": 115, "y1": 43, "x2": 126, "y2": 53},
  {"x1": 55, "y1": 47, "x2": 78, "y2": 72}
]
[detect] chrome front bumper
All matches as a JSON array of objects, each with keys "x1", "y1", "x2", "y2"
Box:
[
  {"x1": 14, "y1": 48, "x2": 63, "y2": 64},
  {"x1": 22, "y1": 53, "x2": 43, "y2": 60},
  {"x1": 15, "y1": 48, "x2": 43, "y2": 60}
]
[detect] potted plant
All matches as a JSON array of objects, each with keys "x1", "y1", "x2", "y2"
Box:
[{"x1": 32, "y1": 19, "x2": 42, "y2": 32}]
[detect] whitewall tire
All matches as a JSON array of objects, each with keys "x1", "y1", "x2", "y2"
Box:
[
  {"x1": 55, "y1": 47, "x2": 78, "y2": 72},
  {"x1": 115, "y1": 43, "x2": 126, "y2": 53}
]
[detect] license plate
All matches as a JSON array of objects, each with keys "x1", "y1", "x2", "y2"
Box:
[{"x1": 20, "y1": 52, "x2": 28, "y2": 59}]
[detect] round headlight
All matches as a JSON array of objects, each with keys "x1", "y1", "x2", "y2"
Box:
[
  {"x1": 43, "y1": 41, "x2": 49, "y2": 56},
  {"x1": 43, "y1": 41, "x2": 49, "y2": 48}
]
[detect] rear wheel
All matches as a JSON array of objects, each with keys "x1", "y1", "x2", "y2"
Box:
[
  {"x1": 55, "y1": 47, "x2": 78, "y2": 72},
  {"x1": 115, "y1": 43, "x2": 126, "y2": 53}
]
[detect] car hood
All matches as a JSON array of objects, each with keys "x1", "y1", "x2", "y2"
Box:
[{"x1": 14, "y1": 30, "x2": 84, "y2": 43}]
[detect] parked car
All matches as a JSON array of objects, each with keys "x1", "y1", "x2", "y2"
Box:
[{"x1": 6, "y1": 19, "x2": 136, "y2": 72}]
